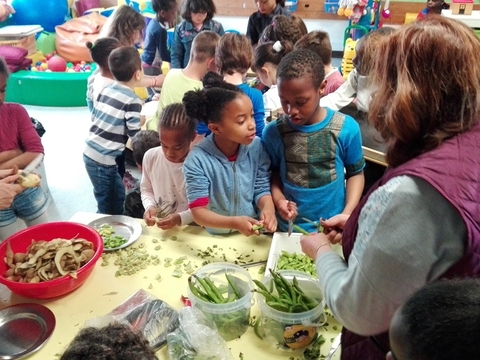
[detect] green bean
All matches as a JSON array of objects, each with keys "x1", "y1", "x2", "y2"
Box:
[
  {"x1": 254, "y1": 289, "x2": 278, "y2": 303},
  {"x1": 193, "y1": 275, "x2": 221, "y2": 303},
  {"x1": 204, "y1": 277, "x2": 224, "y2": 303},
  {"x1": 225, "y1": 273, "x2": 241, "y2": 300},
  {"x1": 293, "y1": 224, "x2": 310, "y2": 235},
  {"x1": 253, "y1": 279, "x2": 268, "y2": 292}
]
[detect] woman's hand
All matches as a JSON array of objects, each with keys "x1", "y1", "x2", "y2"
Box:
[
  {"x1": 260, "y1": 209, "x2": 277, "y2": 233},
  {"x1": 0, "y1": 175, "x2": 22, "y2": 210},
  {"x1": 233, "y1": 216, "x2": 261, "y2": 237},
  {"x1": 321, "y1": 214, "x2": 350, "y2": 244},
  {"x1": 143, "y1": 206, "x2": 157, "y2": 226},
  {"x1": 276, "y1": 199, "x2": 297, "y2": 222},
  {"x1": 156, "y1": 213, "x2": 181, "y2": 230},
  {"x1": 300, "y1": 232, "x2": 332, "y2": 260}
]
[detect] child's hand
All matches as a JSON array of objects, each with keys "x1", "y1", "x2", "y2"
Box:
[
  {"x1": 143, "y1": 206, "x2": 157, "y2": 226},
  {"x1": 233, "y1": 216, "x2": 261, "y2": 237},
  {"x1": 276, "y1": 199, "x2": 297, "y2": 222},
  {"x1": 260, "y1": 210, "x2": 277, "y2": 233},
  {"x1": 156, "y1": 213, "x2": 181, "y2": 230}
]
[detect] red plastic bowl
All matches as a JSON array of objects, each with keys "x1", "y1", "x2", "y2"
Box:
[{"x1": 0, "y1": 222, "x2": 103, "y2": 299}]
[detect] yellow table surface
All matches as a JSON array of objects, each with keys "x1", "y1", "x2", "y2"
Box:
[{"x1": 0, "y1": 212, "x2": 341, "y2": 359}]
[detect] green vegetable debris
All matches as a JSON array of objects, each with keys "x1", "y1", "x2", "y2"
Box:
[
  {"x1": 277, "y1": 251, "x2": 316, "y2": 277},
  {"x1": 97, "y1": 224, "x2": 128, "y2": 249}
]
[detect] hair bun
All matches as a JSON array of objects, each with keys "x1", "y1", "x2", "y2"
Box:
[{"x1": 86, "y1": 41, "x2": 93, "y2": 50}]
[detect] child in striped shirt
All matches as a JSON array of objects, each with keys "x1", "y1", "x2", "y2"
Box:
[{"x1": 83, "y1": 47, "x2": 145, "y2": 215}]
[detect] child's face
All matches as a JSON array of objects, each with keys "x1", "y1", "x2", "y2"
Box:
[
  {"x1": 277, "y1": 76, "x2": 325, "y2": 126},
  {"x1": 191, "y1": 11, "x2": 207, "y2": 27},
  {"x1": 427, "y1": 0, "x2": 444, "y2": 11},
  {"x1": 0, "y1": 75, "x2": 6, "y2": 105},
  {"x1": 209, "y1": 94, "x2": 256, "y2": 145},
  {"x1": 255, "y1": 0, "x2": 276, "y2": 15},
  {"x1": 159, "y1": 3, "x2": 178, "y2": 26},
  {"x1": 160, "y1": 128, "x2": 194, "y2": 163}
]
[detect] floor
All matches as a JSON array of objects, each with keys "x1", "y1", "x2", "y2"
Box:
[{"x1": 22, "y1": 105, "x2": 140, "y2": 224}]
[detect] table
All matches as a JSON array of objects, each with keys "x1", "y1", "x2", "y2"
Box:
[{"x1": 0, "y1": 212, "x2": 342, "y2": 359}]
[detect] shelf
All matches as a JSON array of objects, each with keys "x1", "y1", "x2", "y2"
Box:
[{"x1": 441, "y1": 9, "x2": 480, "y2": 28}]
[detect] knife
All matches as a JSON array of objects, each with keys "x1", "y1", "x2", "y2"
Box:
[
  {"x1": 17, "y1": 154, "x2": 44, "y2": 182},
  {"x1": 325, "y1": 333, "x2": 341, "y2": 360},
  {"x1": 287, "y1": 200, "x2": 293, "y2": 237}
]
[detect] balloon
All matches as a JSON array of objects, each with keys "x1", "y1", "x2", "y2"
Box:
[{"x1": 12, "y1": 0, "x2": 68, "y2": 32}]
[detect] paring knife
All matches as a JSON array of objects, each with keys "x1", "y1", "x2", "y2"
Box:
[
  {"x1": 17, "y1": 154, "x2": 44, "y2": 180},
  {"x1": 287, "y1": 200, "x2": 293, "y2": 237},
  {"x1": 325, "y1": 333, "x2": 341, "y2": 360}
]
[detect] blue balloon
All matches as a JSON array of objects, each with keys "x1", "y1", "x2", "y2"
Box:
[{"x1": 12, "y1": 0, "x2": 68, "y2": 32}]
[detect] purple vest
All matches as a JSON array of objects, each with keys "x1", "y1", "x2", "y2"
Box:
[{"x1": 340, "y1": 122, "x2": 480, "y2": 360}]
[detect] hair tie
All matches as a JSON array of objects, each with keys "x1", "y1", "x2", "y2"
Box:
[{"x1": 272, "y1": 41, "x2": 282, "y2": 53}]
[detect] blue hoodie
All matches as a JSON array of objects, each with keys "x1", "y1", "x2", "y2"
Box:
[{"x1": 183, "y1": 134, "x2": 271, "y2": 234}]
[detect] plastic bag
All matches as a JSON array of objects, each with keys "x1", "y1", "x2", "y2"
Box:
[
  {"x1": 167, "y1": 307, "x2": 234, "y2": 360},
  {"x1": 86, "y1": 289, "x2": 179, "y2": 350}
]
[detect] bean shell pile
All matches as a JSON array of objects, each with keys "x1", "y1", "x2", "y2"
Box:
[{"x1": 4, "y1": 238, "x2": 95, "y2": 283}]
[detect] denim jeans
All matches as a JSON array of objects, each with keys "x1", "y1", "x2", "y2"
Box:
[
  {"x1": 83, "y1": 155, "x2": 125, "y2": 215},
  {"x1": 0, "y1": 187, "x2": 49, "y2": 226}
]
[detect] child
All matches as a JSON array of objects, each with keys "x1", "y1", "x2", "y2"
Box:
[
  {"x1": 170, "y1": 0, "x2": 224, "y2": 69},
  {"x1": 320, "y1": 27, "x2": 396, "y2": 113},
  {"x1": 259, "y1": 15, "x2": 307, "y2": 45},
  {"x1": 388, "y1": 279, "x2": 480, "y2": 360},
  {"x1": 83, "y1": 47, "x2": 144, "y2": 215},
  {"x1": 295, "y1": 31, "x2": 345, "y2": 95},
  {"x1": 142, "y1": 104, "x2": 195, "y2": 229},
  {"x1": 141, "y1": 0, "x2": 178, "y2": 75},
  {"x1": 61, "y1": 323, "x2": 158, "y2": 360},
  {"x1": 417, "y1": 0, "x2": 449, "y2": 18},
  {"x1": 252, "y1": 40, "x2": 293, "y2": 113},
  {"x1": 262, "y1": 49, "x2": 365, "y2": 233},
  {"x1": 216, "y1": 33, "x2": 265, "y2": 137},
  {"x1": 86, "y1": 37, "x2": 121, "y2": 112},
  {"x1": 124, "y1": 130, "x2": 161, "y2": 219},
  {"x1": 182, "y1": 72, "x2": 277, "y2": 236},
  {"x1": 0, "y1": 57, "x2": 49, "y2": 240},
  {"x1": 246, "y1": 0, "x2": 289, "y2": 46},
  {"x1": 148, "y1": 30, "x2": 220, "y2": 132}
]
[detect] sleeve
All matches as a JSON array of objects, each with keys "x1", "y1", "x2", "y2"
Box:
[
  {"x1": 158, "y1": 26, "x2": 171, "y2": 63},
  {"x1": 339, "y1": 115, "x2": 365, "y2": 176},
  {"x1": 179, "y1": 209, "x2": 194, "y2": 225},
  {"x1": 170, "y1": 24, "x2": 184, "y2": 69},
  {"x1": 182, "y1": 150, "x2": 211, "y2": 204},
  {"x1": 253, "y1": 140, "x2": 272, "y2": 204},
  {"x1": 216, "y1": 21, "x2": 225, "y2": 36},
  {"x1": 252, "y1": 89, "x2": 265, "y2": 137},
  {"x1": 124, "y1": 99, "x2": 142, "y2": 138},
  {"x1": 246, "y1": 14, "x2": 259, "y2": 45},
  {"x1": 320, "y1": 70, "x2": 358, "y2": 111},
  {"x1": 141, "y1": 21, "x2": 157, "y2": 65},
  {"x1": 140, "y1": 150, "x2": 157, "y2": 210},
  {"x1": 315, "y1": 176, "x2": 466, "y2": 335},
  {"x1": 15, "y1": 105, "x2": 44, "y2": 153},
  {"x1": 261, "y1": 121, "x2": 282, "y2": 171}
]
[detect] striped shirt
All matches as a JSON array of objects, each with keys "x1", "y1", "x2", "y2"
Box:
[{"x1": 84, "y1": 82, "x2": 142, "y2": 165}]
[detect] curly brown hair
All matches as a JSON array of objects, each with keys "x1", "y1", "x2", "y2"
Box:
[
  {"x1": 105, "y1": 5, "x2": 145, "y2": 46},
  {"x1": 61, "y1": 323, "x2": 158, "y2": 360},
  {"x1": 259, "y1": 15, "x2": 307, "y2": 45},
  {"x1": 369, "y1": 16, "x2": 480, "y2": 167}
]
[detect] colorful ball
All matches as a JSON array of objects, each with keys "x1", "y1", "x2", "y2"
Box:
[
  {"x1": 48, "y1": 56, "x2": 67, "y2": 72},
  {"x1": 40, "y1": 63, "x2": 48, "y2": 70}
]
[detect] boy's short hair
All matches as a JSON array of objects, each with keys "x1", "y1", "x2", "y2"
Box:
[
  {"x1": 390, "y1": 279, "x2": 480, "y2": 360},
  {"x1": 131, "y1": 130, "x2": 161, "y2": 166},
  {"x1": 294, "y1": 31, "x2": 332, "y2": 67},
  {"x1": 190, "y1": 31, "x2": 221, "y2": 63},
  {"x1": 215, "y1": 33, "x2": 253, "y2": 75},
  {"x1": 277, "y1": 49, "x2": 325, "y2": 89},
  {"x1": 108, "y1": 47, "x2": 142, "y2": 82}
]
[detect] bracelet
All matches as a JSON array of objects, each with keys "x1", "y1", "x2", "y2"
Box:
[{"x1": 315, "y1": 242, "x2": 330, "y2": 254}]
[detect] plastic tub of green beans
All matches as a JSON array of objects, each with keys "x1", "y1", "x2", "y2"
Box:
[
  {"x1": 256, "y1": 269, "x2": 326, "y2": 350},
  {"x1": 186, "y1": 262, "x2": 254, "y2": 341}
]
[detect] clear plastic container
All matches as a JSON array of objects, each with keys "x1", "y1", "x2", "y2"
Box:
[
  {"x1": 187, "y1": 263, "x2": 254, "y2": 341},
  {"x1": 257, "y1": 270, "x2": 326, "y2": 349}
]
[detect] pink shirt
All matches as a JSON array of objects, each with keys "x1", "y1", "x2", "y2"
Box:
[
  {"x1": 0, "y1": 103, "x2": 44, "y2": 153},
  {"x1": 324, "y1": 70, "x2": 345, "y2": 95}
]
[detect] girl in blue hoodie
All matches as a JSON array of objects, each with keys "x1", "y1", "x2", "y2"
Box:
[{"x1": 182, "y1": 72, "x2": 277, "y2": 236}]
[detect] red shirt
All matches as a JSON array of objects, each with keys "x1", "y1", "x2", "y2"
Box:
[
  {"x1": 0, "y1": 103, "x2": 44, "y2": 154},
  {"x1": 324, "y1": 70, "x2": 345, "y2": 95}
]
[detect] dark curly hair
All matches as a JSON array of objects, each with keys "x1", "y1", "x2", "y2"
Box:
[
  {"x1": 180, "y1": 0, "x2": 216, "y2": 23},
  {"x1": 60, "y1": 323, "x2": 158, "y2": 360},
  {"x1": 294, "y1": 30, "x2": 333, "y2": 67},
  {"x1": 259, "y1": 15, "x2": 307, "y2": 45},
  {"x1": 86, "y1": 37, "x2": 121, "y2": 70},
  {"x1": 277, "y1": 49, "x2": 325, "y2": 89},
  {"x1": 182, "y1": 72, "x2": 243, "y2": 124},
  {"x1": 132, "y1": 130, "x2": 161, "y2": 166},
  {"x1": 159, "y1": 103, "x2": 196, "y2": 136}
]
